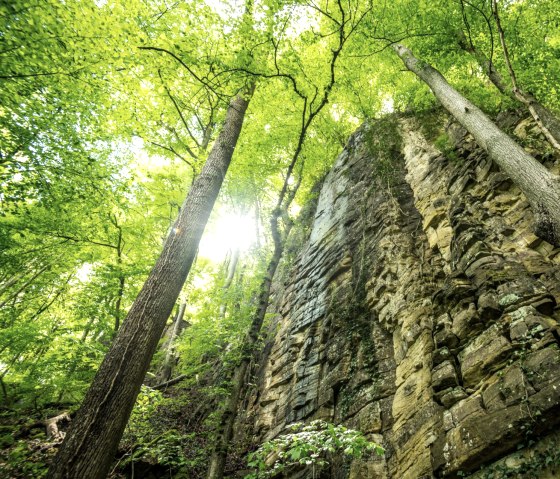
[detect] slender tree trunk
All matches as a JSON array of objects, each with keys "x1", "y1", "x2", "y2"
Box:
[
  {"x1": 223, "y1": 248, "x2": 239, "y2": 291},
  {"x1": 153, "y1": 373, "x2": 189, "y2": 390},
  {"x1": 113, "y1": 275, "x2": 125, "y2": 334},
  {"x1": 46, "y1": 87, "x2": 253, "y2": 479},
  {"x1": 457, "y1": 31, "x2": 560, "y2": 149},
  {"x1": 393, "y1": 43, "x2": 560, "y2": 246},
  {"x1": 0, "y1": 376, "x2": 9, "y2": 406},
  {"x1": 206, "y1": 214, "x2": 287, "y2": 479},
  {"x1": 56, "y1": 316, "x2": 98, "y2": 403},
  {"x1": 156, "y1": 302, "x2": 187, "y2": 383},
  {"x1": 113, "y1": 223, "x2": 125, "y2": 335},
  {"x1": 218, "y1": 248, "x2": 240, "y2": 317},
  {"x1": 154, "y1": 244, "x2": 239, "y2": 386}
]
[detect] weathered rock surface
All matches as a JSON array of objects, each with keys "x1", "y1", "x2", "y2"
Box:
[{"x1": 244, "y1": 111, "x2": 560, "y2": 478}]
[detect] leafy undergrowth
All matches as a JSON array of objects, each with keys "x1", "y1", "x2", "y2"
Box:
[
  {"x1": 246, "y1": 420, "x2": 384, "y2": 479},
  {"x1": 1, "y1": 392, "x2": 384, "y2": 479},
  {"x1": 0, "y1": 406, "x2": 73, "y2": 478},
  {"x1": 0, "y1": 373, "x2": 243, "y2": 478},
  {"x1": 109, "y1": 383, "x2": 220, "y2": 479},
  {"x1": 0, "y1": 437, "x2": 53, "y2": 478}
]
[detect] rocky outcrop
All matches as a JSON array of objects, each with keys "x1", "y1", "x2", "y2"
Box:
[{"x1": 245, "y1": 111, "x2": 560, "y2": 478}]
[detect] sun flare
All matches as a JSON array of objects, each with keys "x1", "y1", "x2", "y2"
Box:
[{"x1": 198, "y1": 210, "x2": 257, "y2": 263}]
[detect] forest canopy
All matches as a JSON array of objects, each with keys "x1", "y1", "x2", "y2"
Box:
[{"x1": 1, "y1": 0, "x2": 559, "y2": 477}]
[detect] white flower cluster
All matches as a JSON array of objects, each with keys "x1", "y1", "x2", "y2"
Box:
[{"x1": 245, "y1": 420, "x2": 384, "y2": 478}]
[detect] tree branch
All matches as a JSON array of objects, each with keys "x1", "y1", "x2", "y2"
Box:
[
  {"x1": 138, "y1": 46, "x2": 229, "y2": 101},
  {"x1": 157, "y1": 69, "x2": 202, "y2": 152},
  {"x1": 47, "y1": 233, "x2": 118, "y2": 250},
  {"x1": 491, "y1": 0, "x2": 560, "y2": 150}
]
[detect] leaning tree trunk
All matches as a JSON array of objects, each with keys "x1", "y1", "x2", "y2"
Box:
[
  {"x1": 206, "y1": 213, "x2": 287, "y2": 479},
  {"x1": 47, "y1": 88, "x2": 253, "y2": 479},
  {"x1": 393, "y1": 43, "x2": 560, "y2": 246}
]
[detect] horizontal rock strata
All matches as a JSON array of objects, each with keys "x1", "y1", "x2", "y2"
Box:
[{"x1": 246, "y1": 111, "x2": 560, "y2": 478}]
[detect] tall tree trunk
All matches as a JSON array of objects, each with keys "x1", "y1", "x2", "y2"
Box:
[
  {"x1": 206, "y1": 213, "x2": 288, "y2": 479},
  {"x1": 393, "y1": 43, "x2": 560, "y2": 246},
  {"x1": 0, "y1": 376, "x2": 9, "y2": 406},
  {"x1": 46, "y1": 87, "x2": 253, "y2": 479}
]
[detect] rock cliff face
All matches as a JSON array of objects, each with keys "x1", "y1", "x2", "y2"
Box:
[{"x1": 245, "y1": 111, "x2": 560, "y2": 478}]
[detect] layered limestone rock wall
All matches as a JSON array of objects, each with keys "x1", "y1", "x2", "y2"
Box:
[{"x1": 245, "y1": 111, "x2": 560, "y2": 478}]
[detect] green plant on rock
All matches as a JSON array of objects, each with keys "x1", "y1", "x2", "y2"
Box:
[
  {"x1": 245, "y1": 420, "x2": 384, "y2": 478},
  {"x1": 365, "y1": 116, "x2": 404, "y2": 188},
  {"x1": 434, "y1": 132, "x2": 460, "y2": 163}
]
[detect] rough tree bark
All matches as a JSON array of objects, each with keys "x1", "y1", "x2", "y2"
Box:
[
  {"x1": 393, "y1": 43, "x2": 560, "y2": 246},
  {"x1": 46, "y1": 87, "x2": 253, "y2": 479},
  {"x1": 153, "y1": 248, "x2": 240, "y2": 389}
]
